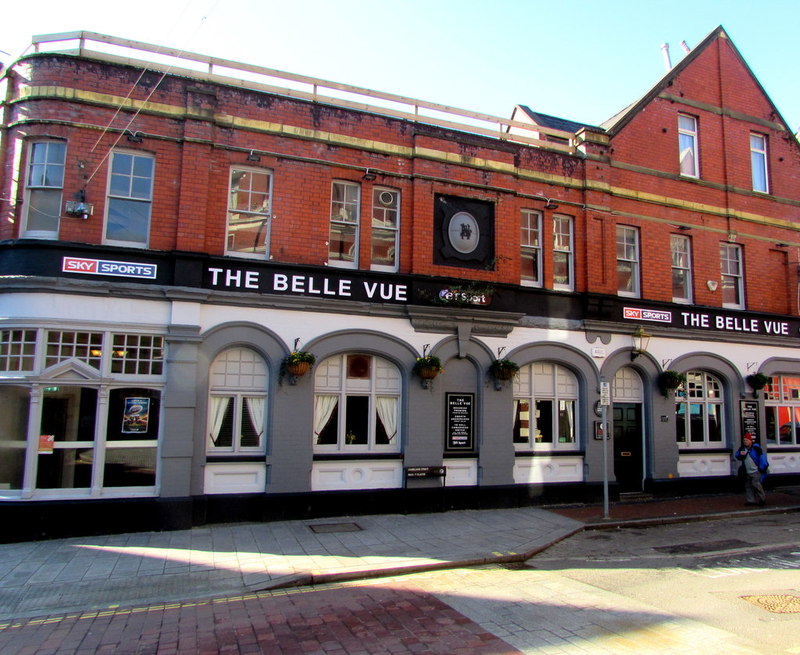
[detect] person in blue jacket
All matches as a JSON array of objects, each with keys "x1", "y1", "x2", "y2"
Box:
[{"x1": 735, "y1": 432, "x2": 768, "y2": 506}]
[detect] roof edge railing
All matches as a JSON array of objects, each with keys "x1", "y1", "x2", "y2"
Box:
[{"x1": 28, "y1": 31, "x2": 585, "y2": 153}]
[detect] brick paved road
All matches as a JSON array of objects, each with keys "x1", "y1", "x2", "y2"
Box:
[
  {"x1": 0, "y1": 582, "x2": 519, "y2": 655},
  {"x1": 1, "y1": 562, "x2": 771, "y2": 655}
]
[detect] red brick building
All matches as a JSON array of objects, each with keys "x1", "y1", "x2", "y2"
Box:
[{"x1": 0, "y1": 27, "x2": 798, "y2": 540}]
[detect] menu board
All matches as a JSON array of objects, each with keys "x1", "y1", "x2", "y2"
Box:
[
  {"x1": 446, "y1": 393, "x2": 474, "y2": 451},
  {"x1": 740, "y1": 400, "x2": 759, "y2": 441}
]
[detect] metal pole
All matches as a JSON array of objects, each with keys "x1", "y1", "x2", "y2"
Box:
[{"x1": 602, "y1": 402, "x2": 609, "y2": 519}]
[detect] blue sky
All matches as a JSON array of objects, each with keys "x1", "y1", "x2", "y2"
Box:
[{"x1": 3, "y1": 0, "x2": 799, "y2": 132}]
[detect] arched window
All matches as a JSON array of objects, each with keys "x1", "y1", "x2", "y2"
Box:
[
  {"x1": 764, "y1": 375, "x2": 800, "y2": 446},
  {"x1": 675, "y1": 370, "x2": 724, "y2": 447},
  {"x1": 207, "y1": 348, "x2": 267, "y2": 453},
  {"x1": 612, "y1": 367, "x2": 643, "y2": 402},
  {"x1": 513, "y1": 362, "x2": 578, "y2": 449},
  {"x1": 314, "y1": 354, "x2": 400, "y2": 453}
]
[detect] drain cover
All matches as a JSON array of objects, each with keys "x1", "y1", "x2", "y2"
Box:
[
  {"x1": 653, "y1": 539, "x2": 752, "y2": 554},
  {"x1": 741, "y1": 595, "x2": 800, "y2": 614},
  {"x1": 309, "y1": 522, "x2": 362, "y2": 534}
]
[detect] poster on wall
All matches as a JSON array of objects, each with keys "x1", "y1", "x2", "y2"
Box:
[
  {"x1": 122, "y1": 397, "x2": 151, "y2": 434},
  {"x1": 445, "y1": 393, "x2": 474, "y2": 451}
]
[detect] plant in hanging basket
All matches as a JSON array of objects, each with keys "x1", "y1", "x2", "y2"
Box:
[
  {"x1": 746, "y1": 372, "x2": 770, "y2": 391},
  {"x1": 658, "y1": 370, "x2": 686, "y2": 397},
  {"x1": 282, "y1": 350, "x2": 316, "y2": 377},
  {"x1": 490, "y1": 358, "x2": 520, "y2": 381},
  {"x1": 413, "y1": 354, "x2": 443, "y2": 380}
]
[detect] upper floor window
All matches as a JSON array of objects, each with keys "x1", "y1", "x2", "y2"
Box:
[
  {"x1": 678, "y1": 114, "x2": 699, "y2": 178},
  {"x1": 24, "y1": 141, "x2": 66, "y2": 238},
  {"x1": 552, "y1": 215, "x2": 574, "y2": 291},
  {"x1": 207, "y1": 347, "x2": 267, "y2": 454},
  {"x1": 314, "y1": 354, "x2": 400, "y2": 453},
  {"x1": 104, "y1": 151, "x2": 154, "y2": 247},
  {"x1": 328, "y1": 181, "x2": 360, "y2": 268},
  {"x1": 750, "y1": 133, "x2": 769, "y2": 193},
  {"x1": 371, "y1": 187, "x2": 399, "y2": 272},
  {"x1": 513, "y1": 362, "x2": 578, "y2": 450},
  {"x1": 227, "y1": 168, "x2": 272, "y2": 258},
  {"x1": 675, "y1": 371, "x2": 724, "y2": 448},
  {"x1": 616, "y1": 225, "x2": 640, "y2": 297},
  {"x1": 720, "y1": 243, "x2": 744, "y2": 309},
  {"x1": 520, "y1": 209, "x2": 542, "y2": 287},
  {"x1": 671, "y1": 234, "x2": 693, "y2": 303}
]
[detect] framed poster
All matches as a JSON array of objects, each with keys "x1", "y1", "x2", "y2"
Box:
[
  {"x1": 740, "y1": 400, "x2": 759, "y2": 441},
  {"x1": 445, "y1": 393, "x2": 474, "y2": 451}
]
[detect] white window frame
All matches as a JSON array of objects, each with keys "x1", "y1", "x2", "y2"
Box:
[
  {"x1": 0, "y1": 327, "x2": 166, "y2": 500},
  {"x1": 226, "y1": 167, "x2": 273, "y2": 259},
  {"x1": 720, "y1": 243, "x2": 744, "y2": 309},
  {"x1": 670, "y1": 234, "x2": 693, "y2": 303},
  {"x1": 513, "y1": 362, "x2": 579, "y2": 451},
  {"x1": 313, "y1": 354, "x2": 401, "y2": 454},
  {"x1": 370, "y1": 187, "x2": 400, "y2": 272},
  {"x1": 764, "y1": 375, "x2": 800, "y2": 447},
  {"x1": 207, "y1": 348, "x2": 268, "y2": 455},
  {"x1": 328, "y1": 180, "x2": 360, "y2": 269},
  {"x1": 520, "y1": 209, "x2": 542, "y2": 287},
  {"x1": 552, "y1": 215, "x2": 574, "y2": 291},
  {"x1": 750, "y1": 133, "x2": 769, "y2": 193},
  {"x1": 23, "y1": 140, "x2": 66, "y2": 239},
  {"x1": 104, "y1": 150, "x2": 155, "y2": 248},
  {"x1": 675, "y1": 371, "x2": 725, "y2": 449},
  {"x1": 616, "y1": 225, "x2": 640, "y2": 298},
  {"x1": 678, "y1": 114, "x2": 699, "y2": 178}
]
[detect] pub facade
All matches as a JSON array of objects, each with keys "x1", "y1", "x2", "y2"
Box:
[{"x1": 1, "y1": 28, "x2": 799, "y2": 540}]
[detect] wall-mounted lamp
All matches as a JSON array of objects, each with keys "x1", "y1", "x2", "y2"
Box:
[
  {"x1": 246, "y1": 150, "x2": 261, "y2": 162},
  {"x1": 362, "y1": 168, "x2": 377, "y2": 181},
  {"x1": 776, "y1": 243, "x2": 789, "y2": 248},
  {"x1": 534, "y1": 193, "x2": 559, "y2": 209},
  {"x1": 631, "y1": 325, "x2": 651, "y2": 360},
  {"x1": 677, "y1": 225, "x2": 692, "y2": 231},
  {"x1": 125, "y1": 130, "x2": 143, "y2": 143}
]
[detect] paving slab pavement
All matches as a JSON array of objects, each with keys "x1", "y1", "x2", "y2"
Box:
[
  {"x1": 0, "y1": 507, "x2": 582, "y2": 621},
  {"x1": 2, "y1": 489, "x2": 799, "y2": 623}
]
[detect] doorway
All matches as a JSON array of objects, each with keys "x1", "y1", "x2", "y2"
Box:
[{"x1": 612, "y1": 403, "x2": 643, "y2": 492}]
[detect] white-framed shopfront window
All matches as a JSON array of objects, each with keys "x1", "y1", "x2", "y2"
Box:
[
  {"x1": 207, "y1": 347, "x2": 268, "y2": 454},
  {"x1": 0, "y1": 327, "x2": 164, "y2": 499},
  {"x1": 313, "y1": 354, "x2": 400, "y2": 453},
  {"x1": 513, "y1": 362, "x2": 578, "y2": 450},
  {"x1": 764, "y1": 375, "x2": 800, "y2": 446},
  {"x1": 675, "y1": 370, "x2": 724, "y2": 448}
]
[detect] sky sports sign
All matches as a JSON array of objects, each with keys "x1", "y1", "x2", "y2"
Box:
[
  {"x1": 623, "y1": 307, "x2": 672, "y2": 323},
  {"x1": 62, "y1": 257, "x2": 157, "y2": 279}
]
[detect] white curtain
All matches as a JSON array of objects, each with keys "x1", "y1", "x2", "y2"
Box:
[
  {"x1": 376, "y1": 396, "x2": 398, "y2": 441},
  {"x1": 559, "y1": 400, "x2": 575, "y2": 443},
  {"x1": 314, "y1": 395, "x2": 338, "y2": 443},
  {"x1": 244, "y1": 396, "x2": 265, "y2": 446},
  {"x1": 209, "y1": 396, "x2": 231, "y2": 447}
]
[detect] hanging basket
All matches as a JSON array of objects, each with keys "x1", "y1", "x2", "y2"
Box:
[
  {"x1": 286, "y1": 361, "x2": 311, "y2": 377},
  {"x1": 416, "y1": 366, "x2": 440, "y2": 380},
  {"x1": 490, "y1": 359, "x2": 520, "y2": 381}
]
